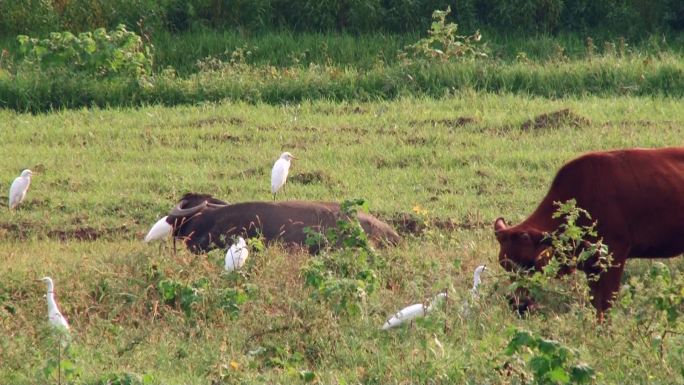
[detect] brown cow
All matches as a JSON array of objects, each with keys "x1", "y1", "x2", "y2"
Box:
[
  {"x1": 167, "y1": 193, "x2": 401, "y2": 253},
  {"x1": 494, "y1": 147, "x2": 684, "y2": 320}
]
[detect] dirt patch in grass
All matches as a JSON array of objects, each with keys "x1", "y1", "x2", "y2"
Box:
[
  {"x1": 343, "y1": 105, "x2": 368, "y2": 115},
  {"x1": 187, "y1": 116, "x2": 244, "y2": 128},
  {"x1": 289, "y1": 171, "x2": 331, "y2": 185},
  {"x1": 338, "y1": 125, "x2": 369, "y2": 135},
  {"x1": 411, "y1": 117, "x2": 478, "y2": 128},
  {"x1": 375, "y1": 157, "x2": 410, "y2": 169},
  {"x1": 521, "y1": 108, "x2": 590, "y2": 130},
  {"x1": 235, "y1": 166, "x2": 266, "y2": 178},
  {"x1": 281, "y1": 141, "x2": 308, "y2": 150},
  {"x1": 0, "y1": 222, "x2": 130, "y2": 241},
  {"x1": 202, "y1": 133, "x2": 243, "y2": 143},
  {"x1": 0, "y1": 222, "x2": 36, "y2": 240},
  {"x1": 386, "y1": 213, "x2": 487, "y2": 235},
  {"x1": 405, "y1": 136, "x2": 428, "y2": 145},
  {"x1": 48, "y1": 225, "x2": 128, "y2": 241}
]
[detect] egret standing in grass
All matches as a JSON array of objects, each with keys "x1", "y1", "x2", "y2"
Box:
[
  {"x1": 381, "y1": 292, "x2": 447, "y2": 330},
  {"x1": 461, "y1": 265, "x2": 487, "y2": 316},
  {"x1": 144, "y1": 216, "x2": 173, "y2": 243},
  {"x1": 471, "y1": 265, "x2": 487, "y2": 298},
  {"x1": 225, "y1": 237, "x2": 249, "y2": 272},
  {"x1": 382, "y1": 265, "x2": 488, "y2": 330},
  {"x1": 38, "y1": 276, "x2": 70, "y2": 385},
  {"x1": 37, "y1": 277, "x2": 69, "y2": 331},
  {"x1": 8, "y1": 169, "x2": 33, "y2": 210},
  {"x1": 271, "y1": 152, "x2": 296, "y2": 200}
]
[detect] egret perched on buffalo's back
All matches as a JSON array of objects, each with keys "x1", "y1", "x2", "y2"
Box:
[
  {"x1": 271, "y1": 152, "x2": 296, "y2": 200},
  {"x1": 225, "y1": 237, "x2": 249, "y2": 272},
  {"x1": 9, "y1": 169, "x2": 33, "y2": 210},
  {"x1": 144, "y1": 216, "x2": 173, "y2": 243},
  {"x1": 37, "y1": 277, "x2": 70, "y2": 331}
]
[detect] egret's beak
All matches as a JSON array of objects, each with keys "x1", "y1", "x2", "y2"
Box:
[{"x1": 291, "y1": 155, "x2": 297, "y2": 160}]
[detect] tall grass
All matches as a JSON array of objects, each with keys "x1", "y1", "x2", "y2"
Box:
[
  {"x1": 2, "y1": 54, "x2": 684, "y2": 113},
  {"x1": 3, "y1": 30, "x2": 683, "y2": 73}
]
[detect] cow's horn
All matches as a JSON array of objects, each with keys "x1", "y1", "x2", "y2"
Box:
[{"x1": 169, "y1": 200, "x2": 208, "y2": 217}]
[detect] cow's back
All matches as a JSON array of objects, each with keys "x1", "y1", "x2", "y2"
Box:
[{"x1": 547, "y1": 147, "x2": 684, "y2": 258}]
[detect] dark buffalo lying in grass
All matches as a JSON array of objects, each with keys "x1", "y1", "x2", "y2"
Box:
[
  {"x1": 166, "y1": 193, "x2": 401, "y2": 253},
  {"x1": 494, "y1": 147, "x2": 684, "y2": 321}
]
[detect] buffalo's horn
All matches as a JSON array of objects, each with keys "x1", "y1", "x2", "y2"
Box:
[
  {"x1": 169, "y1": 200, "x2": 208, "y2": 217},
  {"x1": 206, "y1": 202, "x2": 229, "y2": 208}
]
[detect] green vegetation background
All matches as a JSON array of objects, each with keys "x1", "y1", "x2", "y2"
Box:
[{"x1": 2, "y1": 0, "x2": 683, "y2": 37}]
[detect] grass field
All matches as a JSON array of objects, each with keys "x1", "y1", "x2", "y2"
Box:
[{"x1": 1, "y1": 93, "x2": 684, "y2": 384}]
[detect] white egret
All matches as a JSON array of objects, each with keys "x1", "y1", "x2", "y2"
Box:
[
  {"x1": 9, "y1": 169, "x2": 33, "y2": 209},
  {"x1": 382, "y1": 265, "x2": 488, "y2": 329},
  {"x1": 382, "y1": 303, "x2": 429, "y2": 330},
  {"x1": 271, "y1": 152, "x2": 296, "y2": 200},
  {"x1": 225, "y1": 237, "x2": 249, "y2": 272},
  {"x1": 37, "y1": 277, "x2": 69, "y2": 331},
  {"x1": 382, "y1": 291, "x2": 447, "y2": 330},
  {"x1": 471, "y1": 265, "x2": 487, "y2": 298},
  {"x1": 144, "y1": 216, "x2": 173, "y2": 242},
  {"x1": 461, "y1": 264, "x2": 487, "y2": 316}
]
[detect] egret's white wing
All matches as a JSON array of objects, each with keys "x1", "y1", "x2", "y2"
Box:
[
  {"x1": 225, "y1": 237, "x2": 249, "y2": 271},
  {"x1": 9, "y1": 176, "x2": 30, "y2": 209},
  {"x1": 236, "y1": 237, "x2": 247, "y2": 249},
  {"x1": 381, "y1": 303, "x2": 427, "y2": 330},
  {"x1": 49, "y1": 311, "x2": 69, "y2": 330},
  {"x1": 271, "y1": 158, "x2": 290, "y2": 194},
  {"x1": 144, "y1": 216, "x2": 172, "y2": 242}
]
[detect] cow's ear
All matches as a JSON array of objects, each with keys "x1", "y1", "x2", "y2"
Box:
[{"x1": 494, "y1": 217, "x2": 507, "y2": 232}]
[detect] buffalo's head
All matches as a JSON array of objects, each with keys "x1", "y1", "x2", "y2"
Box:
[{"x1": 493, "y1": 217, "x2": 552, "y2": 273}]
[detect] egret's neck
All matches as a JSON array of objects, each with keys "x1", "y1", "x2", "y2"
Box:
[
  {"x1": 47, "y1": 292, "x2": 60, "y2": 313},
  {"x1": 472, "y1": 276, "x2": 481, "y2": 291}
]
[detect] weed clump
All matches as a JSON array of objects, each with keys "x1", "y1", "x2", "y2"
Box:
[
  {"x1": 301, "y1": 199, "x2": 379, "y2": 316},
  {"x1": 521, "y1": 109, "x2": 591, "y2": 130}
]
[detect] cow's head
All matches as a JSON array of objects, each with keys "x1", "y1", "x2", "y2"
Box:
[{"x1": 494, "y1": 217, "x2": 552, "y2": 273}]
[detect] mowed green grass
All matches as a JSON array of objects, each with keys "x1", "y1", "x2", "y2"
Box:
[{"x1": 1, "y1": 94, "x2": 684, "y2": 384}]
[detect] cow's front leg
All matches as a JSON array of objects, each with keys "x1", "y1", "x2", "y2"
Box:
[{"x1": 586, "y1": 246, "x2": 627, "y2": 323}]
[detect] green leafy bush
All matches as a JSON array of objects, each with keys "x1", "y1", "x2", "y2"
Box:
[
  {"x1": 301, "y1": 199, "x2": 379, "y2": 316},
  {"x1": 17, "y1": 24, "x2": 153, "y2": 78},
  {"x1": 619, "y1": 262, "x2": 684, "y2": 365},
  {"x1": 504, "y1": 328, "x2": 596, "y2": 384},
  {"x1": 157, "y1": 278, "x2": 208, "y2": 316},
  {"x1": 543, "y1": 199, "x2": 612, "y2": 279},
  {"x1": 400, "y1": 7, "x2": 486, "y2": 62},
  {"x1": 219, "y1": 285, "x2": 255, "y2": 319},
  {"x1": 506, "y1": 199, "x2": 612, "y2": 312}
]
